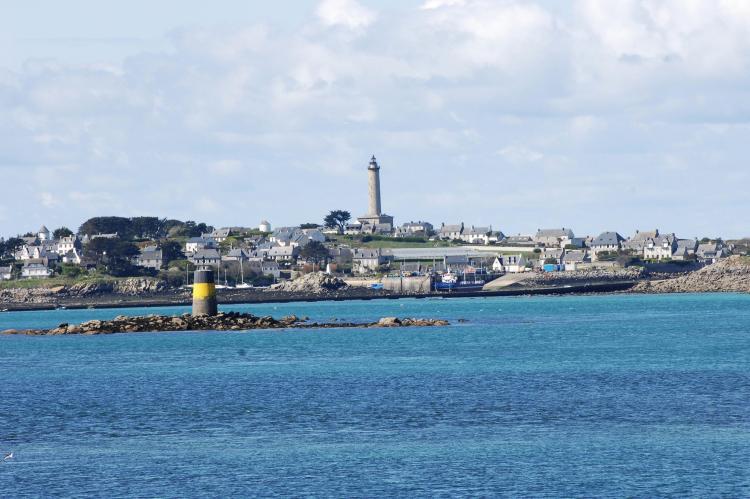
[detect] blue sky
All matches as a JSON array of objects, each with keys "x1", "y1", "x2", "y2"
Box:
[{"x1": 1, "y1": 0, "x2": 749, "y2": 239}]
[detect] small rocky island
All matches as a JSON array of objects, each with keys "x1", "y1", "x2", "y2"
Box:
[{"x1": 1, "y1": 312, "x2": 451, "y2": 336}]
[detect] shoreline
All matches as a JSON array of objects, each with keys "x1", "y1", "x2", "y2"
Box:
[{"x1": 0, "y1": 281, "x2": 638, "y2": 313}]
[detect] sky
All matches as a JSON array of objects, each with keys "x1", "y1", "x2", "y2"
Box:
[{"x1": 1, "y1": 0, "x2": 749, "y2": 239}]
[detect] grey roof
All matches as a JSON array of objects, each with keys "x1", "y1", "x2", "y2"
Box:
[
  {"x1": 676, "y1": 239, "x2": 698, "y2": 250},
  {"x1": 353, "y1": 248, "x2": 381, "y2": 259},
  {"x1": 563, "y1": 250, "x2": 587, "y2": 263},
  {"x1": 591, "y1": 232, "x2": 624, "y2": 246},
  {"x1": 38, "y1": 225, "x2": 49, "y2": 233},
  {"x1": 630, "y1": 230, "x2": 659, "y2": 241},
  {"x1": 465, "y1": 226, "x2": 490, "y2": 236},
  {"x1": 191, "y1": 249, "x2": 220, "y2": 260},
  {"x1": 0, "y1": 266, "x2": 11, "y2": 273},
  {"x1": 536, "y1": 228, "x2": 574, "y2": 238},
  {"x1": 440, "y1": 224, "x2": 463, "y2": 233}
]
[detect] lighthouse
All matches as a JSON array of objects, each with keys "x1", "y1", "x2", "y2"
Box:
[
  {"x1": 367, "y1": 155, "x2": 382, "y2": 216},
  {"x1": 357, "y1": 155, "x2": 394, "y2": 230}
]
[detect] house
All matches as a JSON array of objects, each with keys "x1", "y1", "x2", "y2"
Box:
[
  {"x1": 202, "y1": 228, "x2": 231, "y2": 243},
  {"x1": 328, "y1": 247, "x2": 353, "y2": 265},
  {"x1": 562, "y1": 250, "x2": 589, "y2": 270},
  {"x1": 0, "y1": 266, "x2": 11, "y2": 280},
  {"x1": 137, "y1": 246, "x2": 163, "y2": 270},
  {"x1": 541, "y1": 248, "x2": 565, "y2": 264},
  {"x1": 247, "y1": 258, "x2": 281, "y2": 278},
  {"x1": 622, "y1": 230, "x2": 659, "y2": 252},
  {"x1": 189, "y1": 248, "x2": 221, "y2": 268},
  {"x1": 342, "y1": 223, "x2": 361, "y2": 235},
  {"x1": 268, "y1": 246, "x2": 299, "y2": 261},
  {"x1": 672, "y1": 239, "x2": 698, "y2": 261},
  {"x1": 488, "y1": 231, "x2": 506, "y2": 244},
  {"x1": 21, "y1": 262, "x2": 52, "y2": 279},
  {"x1": 461, "y1": 226, "x2": 492, "y2": 245},
  {"x1": 590, "y1": 232, "x2": 625, "y2": 259},
  {"x1": 91, "y1": 233, "x2": 119, "y2": 240},
  {"x1": 62, "y1": 248, "x2": 82, "y2": 265},
  {"x1": 494, "y1": 254, "x2": 527, "y2": 273},
  {"x1": 352, "y1": 248, "x2": 389, "y2": 274},
  {"x1": 223, "y1": 248, "x2": 252, "y2": 261},
  {"x1": 56, "y1": 235, "x2": 79, "y2": 255},
  {"x1": 696, "y1": 242, "x2": 724, "y2": 264},
  {"x1": 534, "y1": 228, "x2": 575, "y2": 248},
  {"x1": 438, "y1": 223, "x2": 464, "y2": 240},
  {"x1": 644, "y1": 234, "x2": 677, "y2": 260},
  {"x1": 185, "y1": 237, "x2": 217, "y2": 254},
  {"x1": 397, "y1": 221, "x2": 434, "y2": 238},
  {"x1": 504, "y1": 235, "x2": 534, "y2": 246}
]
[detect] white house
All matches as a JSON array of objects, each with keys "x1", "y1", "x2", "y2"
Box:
[
  {"x1": 461, "y1": 226, "x2": 492, "y2": 245},
  {"x1": 494, "y1": 254, "x2": 527, "y2": 273},
  {"x1": 38, "y1": 225, "x2": 51, "y2": 242},
  {"x1": 0, "y1": 266, "x2": 11, "y2": 280},
  {"x1": 21, "y1": 262, "x2": 52, "y2": 279},
  {"x1": 185, "y1": 237, "x2": 216, "y2": 254},
  {"x1": 56, "y1": 235, "x2": 79, "y2": 255}
]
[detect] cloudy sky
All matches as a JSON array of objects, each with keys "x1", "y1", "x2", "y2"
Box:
[{"x1": 1, "y1": 0, "x2": 749, "y2": 238}]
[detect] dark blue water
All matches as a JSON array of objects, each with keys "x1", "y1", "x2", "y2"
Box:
[{"x1": 1, "y1": 294, "x2": 749, "y2": 497}]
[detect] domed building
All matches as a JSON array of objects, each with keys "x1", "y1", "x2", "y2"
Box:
[
  {"x1": 38, "y1": 225, "x2": 50, "y2": 241},
  {"x1": 258, "y1": 220, "x2": 272, "y2": 233}
]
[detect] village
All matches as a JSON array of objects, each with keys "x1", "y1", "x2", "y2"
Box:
[{"x1": 0, "y1": 156, "x2": 741, "y2": 288}]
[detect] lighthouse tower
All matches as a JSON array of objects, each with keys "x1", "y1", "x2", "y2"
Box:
[
  {"x1": 357, "y1": 155, "x2": 394, "y2": 231},
  {"x1": 367, "y1": 155, "x2": 382, "y2": 216}
]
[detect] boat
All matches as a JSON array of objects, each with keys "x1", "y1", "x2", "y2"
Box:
[{"x1": 433, "y1": 271, "x2": 486, "y2": 292}]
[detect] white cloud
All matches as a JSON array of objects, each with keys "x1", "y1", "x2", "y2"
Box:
[{"x1": 316, "y1": 0, "x2": 376, "y2": 30}]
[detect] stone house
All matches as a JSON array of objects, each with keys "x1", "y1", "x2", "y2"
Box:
[
  {"x1": 247, "y1": 258, "x2": 281, "y2": 278},
  {"x1": 189, "y1": 248, "x2": 221, "y2": 268},
  {"x1": 137, "y1": 246, "x2": 163, "y2": 270},
  {"x1": 438, "y1": 223, "x2": 464, "y2": 240},
  {"x1": 396, "y1": 221, "x2": 434, "y2": 238},
  {"x1": 268, "y1": 246, "x2": 299, "y2": 262},
  {"x1": 352, "y1": 248, "x2": 389, "y2": 274},
  {"x1": 644, "y1": 234, "x2": 677, "y2": 260},
  {"x1": 622, "y1": 230, "x2": 659, "y2": 252},
  {"x1": 590, "y1": 232, "x2": 625, "y2": 259},
  {"x1": 696, "y1": 242, "x2": 724, "y2": 264},
  {"x1": 534, "y1": 228, "x2": 575, "y2": 248}
]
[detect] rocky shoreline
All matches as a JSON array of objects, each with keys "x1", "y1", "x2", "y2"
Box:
[
  {"x1": 631, "y1": 256, "x2": 750, "y2": 293},
  {"x1": 1, "y1": 312, "x2": 450, "y2": 336}
]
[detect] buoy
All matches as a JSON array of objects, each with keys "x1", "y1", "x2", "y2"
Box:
[{"x1": 192, "y1": 267, "x2": 218, "y2": 316}]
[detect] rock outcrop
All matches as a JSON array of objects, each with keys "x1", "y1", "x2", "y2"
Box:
[
  {"x1": 631, "y1": 257, "x2": 750, "y2": 293},
  {"x1": 1, "y1": 312, "x2": 450, "y2": 336},
  {"x1": 267, "y1": 272, "x2": 347, "y2": 294},
  {"x1": 0, "y1": 278, "x2": 171, "y2": 304}
]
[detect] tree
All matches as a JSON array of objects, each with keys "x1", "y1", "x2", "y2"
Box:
[
  {"x1": 53, "y1": 227, "x2": 74, "y2": 239},
  {"x1": 300, "y1": 223, "x2": 320, "y2": 229},
  {"x1": 79, "y1": 216, "x2": 133, "y2": 238},
  {"x1": 300, "y1": 240, "x2": 329, "y2": 264},
  {"x1": 0, "y1": 237, "x2": 23, "y2": 260},
  {"x1": 130, "y1": 217, "x2": 167, "y2": 239},
  {"x1": 323, "y1": 210, "x2": 351, "y2": 233},
  {"x1": 160, "y1": 241, "x2": 185, "y2": 267},
  {"x1": 83, "y1": 238, "x2": 140, "y2": 276}
]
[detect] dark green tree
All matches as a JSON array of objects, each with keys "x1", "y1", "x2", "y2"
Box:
[
  {"x1": 53, "y1": 227, "x2": 74, "y2": 239},
  {"x1": 79, "y1": 216, "x2": 133, "y2": 238},
  {"x1": 300, "y1": 223, "x2": 320, "y2": 229},
  {"x1": 83, "y1": 238, "x2": 140, "y2": 276},
  {"x1": 160, "y1": 240, "x2": 185, "y2": 267},
  {"x1": 323, "y1": 210, "x2": 351, "y2": 233},
  {"x1": 130, "y1": 217, "x2": 167, "y2": 239},
  {"x1": 1, "y1": 237, "x2": 24, "y2": 260},
  {"x1": 300, "y1": 240, "x2": 329, "y2": 264}
]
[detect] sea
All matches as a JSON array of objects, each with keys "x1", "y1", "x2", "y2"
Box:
[{"x1": 1, "y1": 293, "x2": 749, "y2": 497}]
